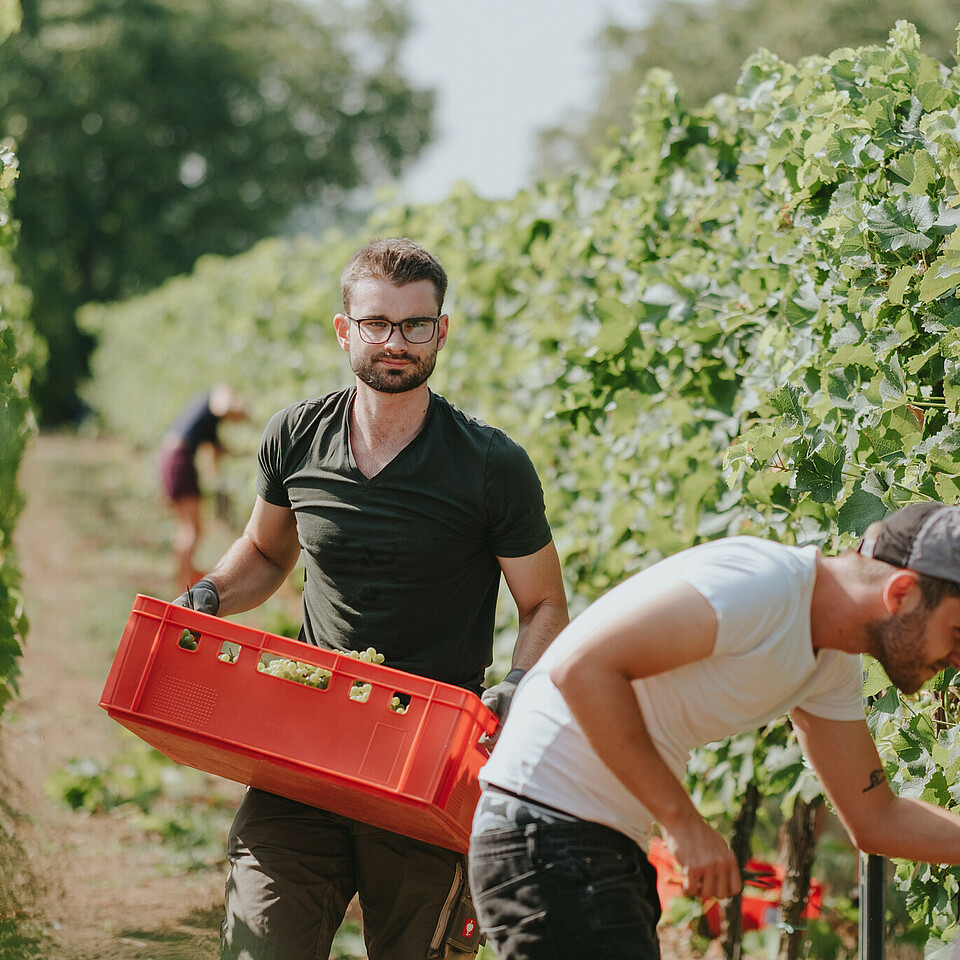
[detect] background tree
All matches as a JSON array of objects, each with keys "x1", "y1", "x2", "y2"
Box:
[
  {"x1": 535, "y1": 0, "x2": 959, "y2": 179},
  {"x1": 0, "y1": 0, "x2": 434, "y2": 423}
]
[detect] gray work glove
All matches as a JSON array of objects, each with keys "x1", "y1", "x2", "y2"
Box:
[
  {"x1": 479, "y1": 668, "x2": 526, "y2": 748},
  {"x1": 173, "y1": 577, "x2": 221, "y2": 616}
]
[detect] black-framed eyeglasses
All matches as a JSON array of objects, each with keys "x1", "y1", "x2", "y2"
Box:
[{"x1": 346, "y1": 314, "x2": 440, "y2": 344}]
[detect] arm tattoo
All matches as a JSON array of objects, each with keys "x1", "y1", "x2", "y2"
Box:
[{"x1": 862, "y1": 768, "x2": 885, "y2": 793}]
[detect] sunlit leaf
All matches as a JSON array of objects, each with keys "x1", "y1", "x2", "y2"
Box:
[
  {"x1": 794, "y1": 443, "x2": 846, "y2": 502},
  {"x1": 866, "y1": 195, "x2": 937, "y2": 252},
  {"x1": 837, "y1": 486, "x2": 887, "y2": 535}
]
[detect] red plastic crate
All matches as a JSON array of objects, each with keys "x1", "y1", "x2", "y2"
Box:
[{"x1": 100, "y1": 595, "x2": 497, "y2": 852}]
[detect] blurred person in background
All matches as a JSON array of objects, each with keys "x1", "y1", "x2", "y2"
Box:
[
  {"x1": 159, "y1": 383, "x2": 248, "y2": 588},
  {"x1": 174, "y1": 237, "x2": 568, "y2": 960}
]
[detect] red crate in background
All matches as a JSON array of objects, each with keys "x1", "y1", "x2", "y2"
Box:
[
  {"x1": 99, "y1": 595, "x2": 497, "y2": 853},
  {"x1": 647, "y1": 838, "x2": 824, "y2": 936}
]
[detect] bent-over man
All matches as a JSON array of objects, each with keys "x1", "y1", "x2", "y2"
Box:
[{"x1": 471, "y1": 503, "x2": 960, "y2": 960}]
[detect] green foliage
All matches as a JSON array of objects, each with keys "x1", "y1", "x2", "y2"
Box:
[
  {"x1": 46, "y1": 741, "x2": 238, "y2": 870},
  {"x1": 520, "y1": 22, "x2": 960, "y2": 583},
  {"x1": 83, "y1": 21, "x2": 960, "y2": 944},
  {"x1": 0, "y1": 5, "x2": 43, "y2": 725},
  {"x1": 0, "y1": 920, "x2": 46, "y2": 960},
  {"x1": 0, "y1": 0, "x2": 20, "y2": 38},
  {"x1": 1, "y1": 0, "x2": 434, "y2": 422},
  {"x1": 536, "y1": 0, "x2": 960, "y2": 177},
  {"x1": 46, "y1": 752, "x2": 164, "y2": 814},
  {"x1": 867, "y1": 664, "x2": 960, "y2": 947},
  {"x1": 0, "y1": 9, "x2": 48, "y2": 932},
  {"x1": 79, "y1": 232, "x2": 357, "y2": 458}
]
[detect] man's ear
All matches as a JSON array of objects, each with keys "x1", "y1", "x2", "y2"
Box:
[
  {"x1": 881, "y1": 568, "x2": 921, "y2": 615},
  {"x1": 334, "y1": 314, "x2": 351, "y2": 351}
]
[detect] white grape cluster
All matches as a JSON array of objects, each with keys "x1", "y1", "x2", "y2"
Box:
[
  {"x1": 346, "y1": 685, "x2": 408, "y2": 713},
  {"x1": 348, "y1": 647, "x2": 385, "y2": 664},
  {"x1": 346, "y1": 648, "x2": 407, "y2": 712},
  {"x1": 253, "y1": 646, "x2": 409, "y2": 713},
  {"x1": 346, "y1": 649, "x2": 381, "y2": 703},
  {"x1": 349, "y1": 680, "x2": 373, "y2": 703},
  {"x1": 257, "y1": 656, "x2": 333, "y2": 690}
]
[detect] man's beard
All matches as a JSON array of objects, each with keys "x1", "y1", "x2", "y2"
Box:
[
  {"x1": 865, "y1": 605, "x2": 931, "y2": 695},
  {"x1": 351, "y1": 348, "x2": 438, "y2": 394}
]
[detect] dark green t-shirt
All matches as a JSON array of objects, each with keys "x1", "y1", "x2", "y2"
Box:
[{"x1": 256, "y1": 387, "x2": 553, "y2": 691}]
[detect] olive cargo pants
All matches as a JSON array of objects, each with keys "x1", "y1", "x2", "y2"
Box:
[{"x1": 221, "y1": 788, "x2": 483, "y2": 960}]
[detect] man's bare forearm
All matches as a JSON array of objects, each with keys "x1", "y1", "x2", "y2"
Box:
[
  {"x1": 205, "y1": 533, "x2": 298, "y2": 616},
  {"x1": 850, "y1": 793, "x2": 960, "y2": 863},
  {"x1": 510, "y1": 599, "x2": 569, "y2": 671}
]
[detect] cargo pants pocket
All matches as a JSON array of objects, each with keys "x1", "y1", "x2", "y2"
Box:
[{"x1": 426, "y1": 856, "x2": 485, "y2": 959}]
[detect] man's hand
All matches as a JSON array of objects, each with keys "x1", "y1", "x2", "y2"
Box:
[
  {"x1": 661, "y1": 815, "x2": 742, "y2": 902},
  {"x1": 173, "y1": 577, "x2": 220, "y2": 616},
  {"x1": 479, "y1": 668, "x2": 525, "y2": 748}
]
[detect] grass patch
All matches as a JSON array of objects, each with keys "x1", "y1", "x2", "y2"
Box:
[
  {"x1": 0, "y1": 917, "x2": 50, "y2": 959},
  {"x1": 46, "y1": 738, "x2": 239, "y2": 872}
]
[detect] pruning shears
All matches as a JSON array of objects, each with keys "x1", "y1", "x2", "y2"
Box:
[{"x1": 741, "y1": 866, "x2": 780, "y2": 890}]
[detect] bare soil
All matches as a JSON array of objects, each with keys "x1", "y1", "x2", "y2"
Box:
[{"x1": 3, "y1": 432, "x2": 245, "y2": 959}]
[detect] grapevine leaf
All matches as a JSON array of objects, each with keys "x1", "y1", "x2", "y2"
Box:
[
  {"x1": 934, "y1": 474, "x2": 960, "y2": 504},
  {"x1": 861, "y1": 467, "x2": 894, "y2": 499},
  {"x1": 863, "y1": 658, "x2": 891, "y2": 700},
  {"x1": 866, "y1": 195, "x2": 937, "y2": 252},
  {"x1": 919, "y1": 254, "x2": 960, "y2": 303},
  {"x1": 769, "y1": 384, "x2": 805, "y2": 425},
  {"x1": 825, "y1": 367, "x2": 860, "y2": 409},
  {"x1": 896, "y1": 150, "x2": 938, "y2": 196},
  {"x1": 933, "y1": 204, "x2": 960, "y2": 235},
  {"x1": 887, "y1": 265, "x2": 915, "y2": 306},
  {"x1": 862, "y1": 406, "x2": 923, "y2": 461},
  {"x1": 837, "y1": 487, "x2": 887, "y2": 535},
  {"x1": 924, "y1": 937, "x2": 956, "y2": 960},
  {"x1": 921, "y1": 425, "x2": 960, "y2": 472},
  {"x1": 794, "y1": 443, "x2": 845, "y2": 503}
]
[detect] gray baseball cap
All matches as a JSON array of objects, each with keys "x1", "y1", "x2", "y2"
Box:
[{"x1": 858, "y1": 502, "x2": 960, "y2": 583}]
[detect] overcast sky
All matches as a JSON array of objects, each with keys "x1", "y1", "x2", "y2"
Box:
[{"x1": 393, "y1": 0, "x2": 657, "y2": 204}]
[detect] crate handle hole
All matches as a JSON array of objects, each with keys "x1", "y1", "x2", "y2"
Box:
[
  {"x1": 256, "y1": 654, "x2": 331, "y2": 690},
  {"x1": 218, "y1": 641, "x2": 241, "y2": 664},
  {"x1": 178, "y1": 629, "x2": 200, "y2": 651},
  {"x1": 388, "y1": 692, "x2": 410, "y2": 715},
  {"x1": 349, "y1": 680, "x2": 372, "y2": 704}
]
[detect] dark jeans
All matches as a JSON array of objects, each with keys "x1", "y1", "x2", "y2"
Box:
[{"x1": 469, "y1": 816, "x2": 661, "y2": 960}]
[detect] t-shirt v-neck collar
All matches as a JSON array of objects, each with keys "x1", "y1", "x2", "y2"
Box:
[{"x1": 344, "y1": 388, "x2": 435, "y2": 485}]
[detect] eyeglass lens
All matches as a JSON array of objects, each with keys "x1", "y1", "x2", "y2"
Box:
[{"x1": 350, "y1": 316, "x2": 438, "y2": 344}]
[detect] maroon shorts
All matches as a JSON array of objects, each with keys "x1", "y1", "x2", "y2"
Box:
[{"x1": 159, "y1": 445, "x2": 200, "y2": 501}]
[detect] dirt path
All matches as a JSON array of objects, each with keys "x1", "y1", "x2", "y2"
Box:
[
  {"x1": 1, "y1": 432, "x2": 702, "y2": 960},
  {"x1": 4, "y1": 433, "x2": 245, "y2": 959}
]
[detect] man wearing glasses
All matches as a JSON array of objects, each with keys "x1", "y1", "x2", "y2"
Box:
[{"x1": 175, "y1": 237, "x2": 569, "y2": 960}]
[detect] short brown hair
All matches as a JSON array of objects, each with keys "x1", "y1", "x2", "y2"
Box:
[
  {"x1": 340, "y1": 238, "x2": 448, "y2": 314},
  {"x1": 915, "y1": 571, "x2": 960, "y2": 611}
]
